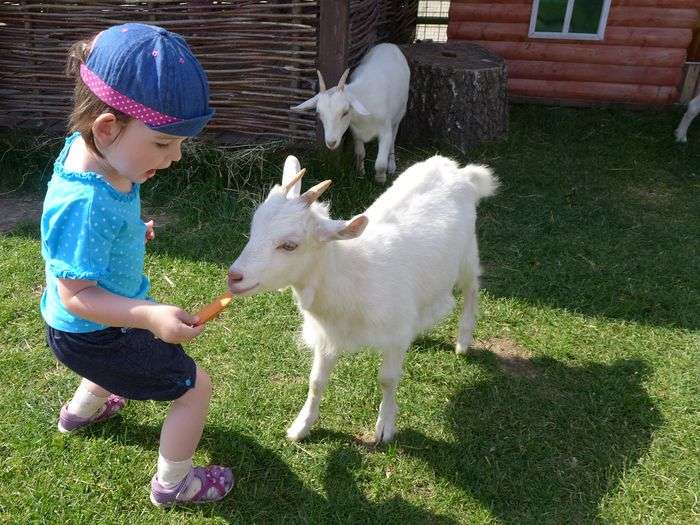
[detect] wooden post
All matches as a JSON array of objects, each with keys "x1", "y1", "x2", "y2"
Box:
[{"x1": 316, "y1": 0, "x2": 350, "y2": 141}]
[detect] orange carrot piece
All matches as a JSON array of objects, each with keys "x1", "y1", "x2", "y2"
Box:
[{"x1": 194, "y1": 291, "x2": 233, "y2": 326}]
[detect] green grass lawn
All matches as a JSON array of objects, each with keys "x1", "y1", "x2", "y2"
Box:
[{"x1": 0, "y1": 104, "x2": 698, "y2": 524}]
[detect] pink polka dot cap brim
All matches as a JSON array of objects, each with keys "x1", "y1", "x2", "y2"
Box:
[{"x1": 80, "y1": 63, "x2": 181, "y2": 127}]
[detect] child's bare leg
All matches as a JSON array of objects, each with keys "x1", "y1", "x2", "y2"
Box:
[
  {"x1": 159, "y1": 366, "x2": 212, "y2": 460},
  {"x1": 67, "y1": 377, "x2": 111, "y2": 417},
  {"x1": 82, "y1": 378, "x2": 111, "y2": 396},
  {"x1": 59, "y1": 377, "x2": 125, "y2": 433},
  {"x1": 156, "y1": 367, "x2": 217, "y2": 497}
]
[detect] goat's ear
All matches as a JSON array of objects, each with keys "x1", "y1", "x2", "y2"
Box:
[
  {"x1": 290, "y1": 94, "x2": 320, "y2": 112},
  {"x1": 281, "y1": 156, "x2": 303, "y2": 198},
  {"x1": 319, "y1": 215, "x2": 368, "y2": 242},
  {"x1": 345, "y1": 88, "x2": 371, "y2": 116}
]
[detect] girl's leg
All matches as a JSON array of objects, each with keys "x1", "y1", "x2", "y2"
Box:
[
  {"x1": 67, "y1": 377, "x2": 112, "y2": 417},
  {"x1": 159, "y1": 366, "x2": 212, "y2": 461},
  {"x1": 59, "y1": 377, "x2": 125, "y2": 433},
  {"x1": 82, "y1": 378, "x2": 112, "y2": 397},
  {"x1": 156, "y1": 366, "x2": 220, "y2": 498}
]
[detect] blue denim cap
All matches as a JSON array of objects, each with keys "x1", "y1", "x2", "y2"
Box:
[{"x1": 80, "y1": 23, "x2": 214, "y2": 137}]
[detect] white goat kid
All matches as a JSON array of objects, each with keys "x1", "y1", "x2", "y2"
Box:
[
  {"x1": 228, "y1": 155, "x2": 498, "y2": 443},
  {"x1": 675, "y1": 94, "x2": 700, "y2": 143},
  {"x1": 291, "y1": 43, "x2": 410, "y2": 184}
]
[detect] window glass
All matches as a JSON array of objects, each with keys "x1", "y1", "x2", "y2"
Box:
[
  {"x1": 535, "y1": 0, "x2": 568, "y2": 32},
  {"x1": 570, "y1": 0, "x2": 605, "y2": 34}
]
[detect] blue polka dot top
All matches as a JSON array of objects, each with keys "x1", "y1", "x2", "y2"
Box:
[{"x1": 40, "y1": 132, "x2": 150, "y2": 333}]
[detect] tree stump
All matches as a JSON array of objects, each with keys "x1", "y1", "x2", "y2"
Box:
[{"x1": 399, "y1": 41, "x2": 508, "y2": 150}]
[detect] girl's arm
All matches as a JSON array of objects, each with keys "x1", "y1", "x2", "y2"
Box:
[{"x1": 58, "y1": 278, "x2": 204, "y2": 344}]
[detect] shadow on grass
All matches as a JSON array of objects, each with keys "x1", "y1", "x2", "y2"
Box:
[
  {"x1": 254, "y1": 353, "x2": 661, "y2": 523},
  {"x1": 321, "y1": 444, "x2": 458, "y2": 524},
  {"x1": 391, "y1": 353, "x2": 662, "y2": 524},
  {"x1": 89, "y1": 420, "x2": 455, "y2": 524}
]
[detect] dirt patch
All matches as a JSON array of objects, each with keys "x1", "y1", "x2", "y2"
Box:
[
  {"x1": 0, "y1": 196, "x2": 43, "y2": 233},
  {"x1": 352, "y1": 431, "x2": 380, "y2": 450},
  {"x1": 474, "y1": 337, "x2": 539, "y2": 378}
]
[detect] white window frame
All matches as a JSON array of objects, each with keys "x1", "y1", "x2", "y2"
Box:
[{"x1": 528, "y1": 0, "x2": 612, "y2": 40}]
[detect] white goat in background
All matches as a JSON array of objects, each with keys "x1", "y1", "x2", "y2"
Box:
[
  {"x1": 291, "y1": 43, "x2": 410, "y2": 184},
  {"x1": 227, "y1": 154, "x2": 498, "y2": 443},
  {"x1": 675, "y1": 94, "x2": 700, "y2": 143}
]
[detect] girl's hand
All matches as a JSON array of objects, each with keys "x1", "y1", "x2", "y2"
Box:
[
  {"x1": 145, "y1": 219, "x2": 155, "y2": 242},
  {"x1": 146, "y1": 304, "x2": 205, "y2": 343}
]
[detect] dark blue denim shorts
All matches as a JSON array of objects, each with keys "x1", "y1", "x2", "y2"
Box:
[{"x1": 46, "y1": 325, "x2": 197, "y2": 401}]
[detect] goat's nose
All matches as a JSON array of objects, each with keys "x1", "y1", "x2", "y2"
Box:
[
  {"x1": 228, "y1": 268, "x2": 244, "y2": 285},
  {"x1": 327, "y1": 140, "x2": 337, "y2": 150}
]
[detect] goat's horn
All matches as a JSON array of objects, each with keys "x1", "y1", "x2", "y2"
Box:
[
  {"x1": 316, "y1": 70, "x2": 326, "y2": 92},
  {"x1": 283, "y1": 168, "x2": 306, "y2": 195},
  {"x1": 337, "y1": 68, "x2": 350, "y2": 90},
  {"x1": 301, "y1": 180, "x2": 332, "y2": 206}
]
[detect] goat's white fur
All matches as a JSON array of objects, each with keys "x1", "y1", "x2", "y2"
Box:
[
  {"x1": 290, "y1": 43, "x2": 410, "y2": 184},
  {"x1": 675, "y1": 94, "x2": 700, "y2": 143},
  {"x1": 228, "y1": 155, "x2": 498, "y2": 443}
]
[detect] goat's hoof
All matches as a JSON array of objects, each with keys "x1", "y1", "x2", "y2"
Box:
[
  {"x1": 675, "y1": 128, "x2": 687, "y2": 142},
  {"x1": 286, "y1": 421, "x2": 311, "y2": 442},
  {"x1": 374, "y1": 172, "x2": 387, "y2": 185},
  {"x1": 455, "y1": 341, "x2": 471, "y2": 355},
  {"x1": 374, "y1": 420, "x2": 396, "y2": 443}
]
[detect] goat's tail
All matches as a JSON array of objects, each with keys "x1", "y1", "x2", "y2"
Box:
[{"x1": 460, "y1": 164, "x2": 499, "y2": 201}]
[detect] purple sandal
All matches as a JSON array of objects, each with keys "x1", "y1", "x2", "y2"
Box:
[
  {"x1": 150, "y1": 465, "x2": 234, "y2": 507},
  {"x1": 57, "y1": 395, "x2": 126, "y2": 434}
]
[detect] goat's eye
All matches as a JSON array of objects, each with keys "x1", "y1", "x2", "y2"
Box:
[
  {"x1": 278, "y1": 241, "x2": 298, "y2": 252},
  {"x1": 342, "y1": 110, "x2": 350, "y2": 118}
]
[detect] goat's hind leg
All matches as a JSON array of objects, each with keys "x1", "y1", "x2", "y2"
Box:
[
  {"x1": 374, "y1": 126, "x2": 393, "y2": 185},
  {"x1": 287, "y1": 348, "x2": 338, "y2": 441},
  {"x1": 375, "y1": 347, "x2": 408, "y2": 443},
  {"x1": 675, "y1": 95, "x2": 700, "y2": 143},
  {"x1": 456, "y1": 265, "x2": 480, "y2": 355},
  {"x1": 388, "y1": 122, "x2": 399, "y2": 176}
]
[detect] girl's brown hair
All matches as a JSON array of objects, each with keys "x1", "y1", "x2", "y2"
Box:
[{"x1": 65, "y1": 38, "x2": 131, "y2": 157}]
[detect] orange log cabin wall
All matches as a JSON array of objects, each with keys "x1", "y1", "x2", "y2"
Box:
[{"x1": 448, "y1": 0, "x2": 699, "y2": 104}]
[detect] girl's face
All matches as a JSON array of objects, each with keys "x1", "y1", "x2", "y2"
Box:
[{"x1": 94, "y1": 115, "x2": 186, "y2": 185}]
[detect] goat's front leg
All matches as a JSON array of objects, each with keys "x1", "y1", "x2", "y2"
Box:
[
  {"x1": 374, "y1": 127, "x2": 393, "y2": 185},
  {"x1": 287, "y1": 348, "x2": 338, "y2": 441},
  {"x1": 352, "y1": 131, "x2": 366, "y2": 176},
  {"x1": 375, "y1": 348, "x2": 407, "y2": 442}
]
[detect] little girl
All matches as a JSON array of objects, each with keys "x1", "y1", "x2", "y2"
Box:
[{"x1": 40, "y1": 23, "x2": 233, "y2": 506}]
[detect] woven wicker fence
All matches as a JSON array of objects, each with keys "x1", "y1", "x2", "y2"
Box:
[
  {"x1": 378, "y1": 0, "x2": 418, "y2": 45},
  {"x1": 0, "y1": 0, "x2": 418, "y2": 143}
]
